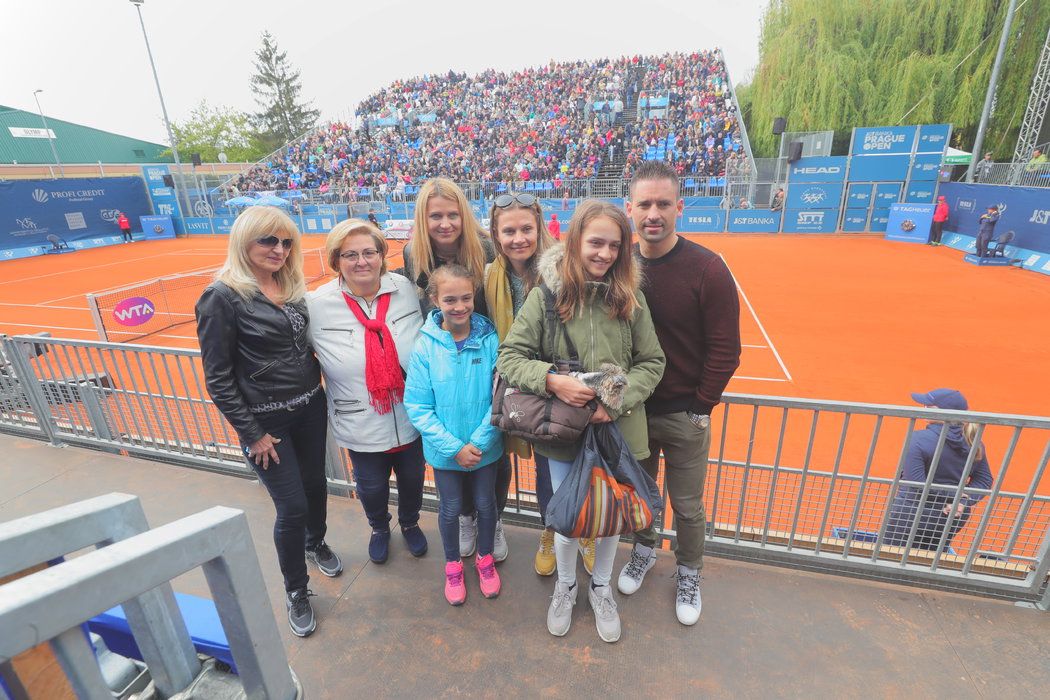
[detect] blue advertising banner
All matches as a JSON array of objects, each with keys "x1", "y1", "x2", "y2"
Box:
[
  {"x1": 905, "y1": 182, "x2": 936, "y2": 203},
  {"x1": 847, "y1": 155, "x2": 911, "y2": 182},
  {"x1": 787, "y1": 156, "x2": 849, "y2": 183},
  {"x1": 885, "y1": 203, "x2": 935, "y2": 243},
  {"x1": 140, "y1": 215, "x2": 175, "y2": 240},
  {"x1": 916, "y1": 124, "x2": 951, "y2": 153},
  {"x1": 851, "y1": 125, "x2": 918, "y2": 155},
  {"x1": 869, "y1": 209, "x2": 892, "y2": 232},
  {"x1": 786, "y1": 183, "x2": 844, "y2": 210},
  {"x1": 140, "y1": 165, "x2": 184, "y2": 233},
  {"x1": 678, "y1": 208, "x2": 726, "y2": 232},
  {"x1": 846, "y1": 183, "x2": 873, "y2": 208},
  {"x1": 728, "y1": 210, "x2": 782, "y2": 232},
  {"x1": 299, "y1": 215, "x2": 337, "y2": 235},
  {"x1": 841, "y1": 209, "x2": 869, "y2": 232},
  {"x1": 874, "y1": 183, "x2": 903, "y2": 207},
  {"x1": 782, "y1": 209, "x2": 838, "y2": 233},
  {"x1": 939, "y1": 182, "x2": 1050, "y2": 254},
  {"x1": 0, "y1": 177, "x2": 152, "y2": 254},
  {"x1": 909, "y1": 153, "x2": 943, "y2": 181}
]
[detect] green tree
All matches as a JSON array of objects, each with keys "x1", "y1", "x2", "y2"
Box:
[
  {"x1": 737, "y1": 0, "x2": 1050, "y2": 158},
  {"x1": 250, "y1": 31, "x2": 320, "y2": 148},
  {"x1": 165, "y1": 101, "x2": 269, "y2": 163}
]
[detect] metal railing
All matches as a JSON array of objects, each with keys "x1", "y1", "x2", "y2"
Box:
[
  {"x1": 0, "y1": 493, "x2": 300, "y2": 698},
  {"x1": 969, "y1": 161, "x2": 1050, "y2": 187},
  {"x1": 1, "y1": 333, "x2": 1047, "y2": 608}
]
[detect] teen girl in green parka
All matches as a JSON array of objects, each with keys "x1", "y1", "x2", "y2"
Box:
[{"x1": 496, "y1": 199, "x2": 665, "y2": 643}]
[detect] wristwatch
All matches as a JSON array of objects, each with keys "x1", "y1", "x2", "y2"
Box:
[{"x1": 687, "y1": 412, "x2": 711, "y2": 429}]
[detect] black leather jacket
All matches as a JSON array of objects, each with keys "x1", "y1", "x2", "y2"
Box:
[{"x1": 195, "y1": 281, "x2": 322, "y2": 444}]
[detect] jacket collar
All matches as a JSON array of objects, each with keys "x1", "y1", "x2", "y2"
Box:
[
  {"x1": 537, "y1": 243, "x2": 610, "y2": 297},
  {"x1": 421, "y1": 309, "x2": 495, "y2": 349}
]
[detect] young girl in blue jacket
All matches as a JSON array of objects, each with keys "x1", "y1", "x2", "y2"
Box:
[{"x1": 404, "y1": 264, "x2": 504, "y2": 605}]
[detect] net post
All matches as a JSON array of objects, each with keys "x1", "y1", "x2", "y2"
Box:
[{"x1": 85, "y1": 294, "x2": 109, "y2": 342}]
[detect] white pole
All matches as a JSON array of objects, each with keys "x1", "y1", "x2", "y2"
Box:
[{"x1": 32, "y1": 90, "x2": 64, "y2": 177}]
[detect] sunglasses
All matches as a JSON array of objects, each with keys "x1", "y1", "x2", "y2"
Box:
[
  {"x1": 494, "y1": 193, "x2": 538, "y2": 209},
  {"x1": 255, "y1": 235, "x2": 294, "y2": 249}
]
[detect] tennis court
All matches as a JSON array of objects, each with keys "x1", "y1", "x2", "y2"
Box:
[{"x1": 1, "y1": 232, "x2": 1047, "y2": 503}]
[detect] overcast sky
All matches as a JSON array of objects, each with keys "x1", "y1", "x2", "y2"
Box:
[{"x1": 3, "y1": 0, "x2": 765, "y2": 145}]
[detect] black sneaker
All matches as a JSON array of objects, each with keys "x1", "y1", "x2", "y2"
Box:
[
  {"x1": 400, "y1": 524, "x2": 428, "y2": 557},
  {"x1": 369, "y1": 529, "x2": 390, "y2": 564},
  {"x1": 306, "y1": 541, "x2": 343, "y2": 577},
  {"x1": 286, "y1": 588, "x2": 316, "y2": 637}
]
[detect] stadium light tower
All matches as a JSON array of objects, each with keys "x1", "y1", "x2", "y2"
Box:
[
  {"x1": 129, "y1": 0, "x2": 189, "y2": 217},
  {"x1": 32, "y1": 90, "x2": 64, "y2": 177}
]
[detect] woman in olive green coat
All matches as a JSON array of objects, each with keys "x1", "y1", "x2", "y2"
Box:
[{"x1": 497, "y1": 199, "x2": 664, "y2": 644}]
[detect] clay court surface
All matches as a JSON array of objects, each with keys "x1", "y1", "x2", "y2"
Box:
[{"x1": 1, "y1": 233, "x2": 1047, "y2": 501}]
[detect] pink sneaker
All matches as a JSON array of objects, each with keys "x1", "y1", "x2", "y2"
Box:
[
  {"x1": 444, "y1": 561, "x2": 466, "y2": 606},
  {"x1": 475, "y1": 554, "x2": 501, "y2": 599}
]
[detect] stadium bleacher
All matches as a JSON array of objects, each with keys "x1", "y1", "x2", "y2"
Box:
[{"x1": 230, "y1": 50, "x2": 744, "y2": 198}]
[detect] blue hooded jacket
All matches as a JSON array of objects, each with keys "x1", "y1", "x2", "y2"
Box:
[
  {"x1": 899, "y1": 422, "x2": 993, "y2": 505},
  {"x1": 404, "y1": 311, "x2": 503, "y2": 471}
]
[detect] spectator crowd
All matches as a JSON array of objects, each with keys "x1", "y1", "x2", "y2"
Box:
[{"x1": 230, "y1": 50, "x2": 745, "y2": 197}]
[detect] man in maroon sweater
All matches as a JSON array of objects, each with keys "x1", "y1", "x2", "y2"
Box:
[{"x1": 618, "y1": 161, "x2": 741, "y2": 626}]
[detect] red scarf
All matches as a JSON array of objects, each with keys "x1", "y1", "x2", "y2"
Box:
[{"x1": 342, "y1": 291, "x2": 404, "y2": 415}]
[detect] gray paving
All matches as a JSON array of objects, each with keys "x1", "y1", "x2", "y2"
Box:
[{"x1": 2, "y1": 434, "x2": 1047, "y2": 699}]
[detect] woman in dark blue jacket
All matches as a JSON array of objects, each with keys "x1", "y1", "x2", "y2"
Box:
[{"x1": 883, "y1": 389, "x2": 993, "y2": 552}]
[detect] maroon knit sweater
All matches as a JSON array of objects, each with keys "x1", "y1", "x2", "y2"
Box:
[{"x1": 635, "y1": 236, "x2": 741, "y2": 416}]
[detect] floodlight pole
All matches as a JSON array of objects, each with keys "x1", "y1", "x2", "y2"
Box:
[
  {"x1": 130, "y1": 0, "x2": 189, "y2": 218},
  {"x1": 32, "y1": 90, "x2": 64, "y2": 177},
  {"x1": 967, "y1": 0, "x2": 1017, "y2": 182}
]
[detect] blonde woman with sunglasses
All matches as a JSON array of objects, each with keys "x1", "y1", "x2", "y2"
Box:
[{"x1": 195, "y1": 206, "x2": 341, "y2": 639}]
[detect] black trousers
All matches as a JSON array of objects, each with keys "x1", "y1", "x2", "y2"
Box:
[
  {"x1": 246, "y1": 390, "x2": 329, "y2": 592},
  {"x1": 929, "y1": 220, "x2": 944, "y2": 244}
]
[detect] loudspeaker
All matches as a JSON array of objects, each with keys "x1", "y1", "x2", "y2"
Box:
[
  {"x1": 190, "y1": 153, "x2": 202, "y2": 166},
  {"x1": 787, "y1": 141, "x2": 803, "y2": 162},
  {"x1": 772, "y1": 117, "x2": 787, "y2": 135},
  {"x1": 161, "y1": 174, "x2": 175, "y2": 188}
]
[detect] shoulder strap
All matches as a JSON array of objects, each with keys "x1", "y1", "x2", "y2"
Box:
[{"x1": 539, "y1": 283, "x2": 578, "y2": 362}]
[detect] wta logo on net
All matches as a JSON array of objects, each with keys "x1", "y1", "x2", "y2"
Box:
[{"x1": 112, "y1": 297, "x2": 156, "y2": 326}]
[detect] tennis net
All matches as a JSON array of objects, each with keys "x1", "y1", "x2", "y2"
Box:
[{"x1": 87, "y1": 249, "x2": 331, "y2": 343}]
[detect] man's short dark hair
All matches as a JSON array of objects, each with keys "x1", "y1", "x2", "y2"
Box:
[{"x1": 630, "y1": 161, "x2": 680, "y2": 197}]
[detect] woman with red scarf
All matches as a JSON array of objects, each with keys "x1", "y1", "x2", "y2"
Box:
[{"x1": 307, "y1": 219, "x2": 427, "y2": 564}]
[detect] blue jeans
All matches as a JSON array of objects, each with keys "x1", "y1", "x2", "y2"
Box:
[
  {"x1": 461, "y1": 453, "x2": 552, "y2": 523},
  {"x1": 245, "y1": 390, "x2": 329, "y2": 593},
  {"x1": 433, "y1": 461, "x2": 498, "y2": 562},
  {"x1": 460, "y1": 453, "x2": 512, "y2": 516},
  {"x1": 347, "y1": 437, "x2": 425, "y2": 531}
]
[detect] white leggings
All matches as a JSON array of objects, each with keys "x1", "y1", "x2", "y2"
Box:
[{"x1": 548, "y1": 457, "x2": 619, "y2": 587}]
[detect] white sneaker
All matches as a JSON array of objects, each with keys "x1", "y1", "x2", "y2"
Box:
[
  {"x1": 617, "y1": 544, "x2": 656, "y2": 595},
  {"x1": 458, "y1": 514, "x2": 477, "y2": 558},
  {"x1": 587, "y1": 584, "x2": 621, "y2": 643},
  {"x1": 493, "y1": 519, "x2": 508, "y2": 562},
  {"x1": 547, "y1": 581, "x2": 578, "y2": 637},
  {"x1": 674, "y1": 565, "x2": 702, "y2": 626}
]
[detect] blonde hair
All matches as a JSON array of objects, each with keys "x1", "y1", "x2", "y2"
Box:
[
  {"x1": 489, "y1": 194, "x2": 555, "y2": 291},
  {"x1": 963, "y1": 423, "x2": 985, "y2": 461},
  {"x1": 426, "y1": 263, "x2": 475, "y2": 301},
  {"x1": 410, "y1": 178, "x2": 487, "y2": 286},
  {"x1": 325, "y1": 219, "x2": 388, "y2": 276},
  {"x1": 217, "y1": 206, "x2": 306, "y2": 302},
  {"x1": 556, "y1": 199, "x2": 639, "y2": 322}
]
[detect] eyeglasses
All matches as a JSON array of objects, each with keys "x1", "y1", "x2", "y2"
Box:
[
  {"x1": 494, "y1": 193, "x2": 538, "y2": 209},
  {"x1": 338, "y1": 249, "x2": 380, "y2": 263},
  {"x1": 255, "y1": 235, "x2": 294, "y2": 249}
]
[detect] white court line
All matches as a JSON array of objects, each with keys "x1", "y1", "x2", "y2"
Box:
[
  {"x1": 741, "y1": 343, "x2": 768, "y2": 349},
  {"x1": 730, "y1": 375, "x2": 789, "y2": 383},
  {"x1": 0, "y1": 302, "x2": 87, "y2": 311},
  {"x1": 0, "y1": 321, "x2": 198, "y2": 343},
  {"x1": 0, "y1": 252, "x2": 183, "y2": 287},
  {"x1": 719, "y1": 254, "x2": 794, "y2": 383}
]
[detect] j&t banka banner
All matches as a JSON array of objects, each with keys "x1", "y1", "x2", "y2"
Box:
[{"x1": 0, "y1": 177, "x2": 152, "y2": 254}]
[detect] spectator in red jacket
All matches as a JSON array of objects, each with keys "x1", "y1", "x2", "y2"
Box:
[
  {"x1": 929, "y1": 196, "x2": 949, "y2": 246},
  {"x1": 117, "y1": 212, "x2": 133, "y2": 243},
  {"x1": 548, "y1": 213, "x2": 561, "y2": 239}
]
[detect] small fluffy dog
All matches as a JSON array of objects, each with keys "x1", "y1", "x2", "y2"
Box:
[{"x1": 571, "y1": 363, "x2": 629, "y2": 411}]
